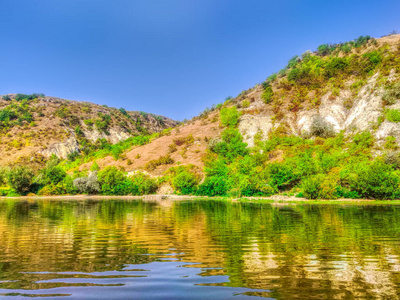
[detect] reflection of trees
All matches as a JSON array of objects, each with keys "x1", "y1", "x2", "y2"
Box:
[
  {"x1": 185, "y1": 201, "x2": 400, "y2": 299},
  {"x1": 0, "y1": 199, "x2": 400, "y2": 298}
]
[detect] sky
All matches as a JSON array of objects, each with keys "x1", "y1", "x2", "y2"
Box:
[{"x1": 0, "y1": 0, "x2": 399, "y2": 120}]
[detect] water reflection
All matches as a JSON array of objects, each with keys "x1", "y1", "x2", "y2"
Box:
[{"x1": 0, "y1": 199, "x2": 399, "y2": 299}]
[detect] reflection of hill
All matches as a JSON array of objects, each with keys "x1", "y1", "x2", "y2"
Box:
[{"x1": 0, "y1": 199, "x2": 399, "y2": 298}]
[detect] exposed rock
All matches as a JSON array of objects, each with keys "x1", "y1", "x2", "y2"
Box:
[{"x1": 39, "y1": 136, "x2": 80, "y2": 159}]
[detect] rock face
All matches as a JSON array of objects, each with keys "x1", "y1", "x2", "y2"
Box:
[
  {"x1": 239, "y1": 72, "x2": 399, "y2": 147},
  {"x1": 39, "y1": 136, "x2": 80, "y2": 159}
]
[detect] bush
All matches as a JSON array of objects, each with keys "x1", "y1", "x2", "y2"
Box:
[
  {"x1": 98, "y1": 166, "x2": 126, "y2": 195},
  {"x1": 196, "y1": 176, "x2": 227, "y2": 196},
  {"x1": 384, "y1": 136, "x2": 398, "y2": 150},
  {"x1": 383, "y1": 82, "x2": 400, "y2": 105},
  {"x1": 170, "y1": 168, "x2": 199, "y2": 194},
  {"x1": 220, "y1": 107, "x2": 240, "y2": 127},
  {"x1": 353, "y1": 131, "x2": 374, "y2": 148},
  {"x1": 2, "y1": 95, "x2": 11, "y2": 101},
  {"x1": 350, "y1": 161, "x2": 400, "y2": 199},
  {"x1": 211, "y1": 128, "x2": 248, "y2": 162},
  {"x1": 302, "y1": 174, "x2": 325, "y2": 199},
  {"x1": 129, "y1": 173, "x2": 158, "y2": 195},
  {"x1": 91, "y1": 161, "x2": 100, "y2": 171},
  {"x1": 73, "y1": 171, "x2": 100, "y2": 194},
  {"x1": 0, "y1": 167, "x2": 8, "y2": 186},
  {"x1": 145, "y1": 155, "x2": 174, "y2": 171},
  {"x1": 261, "y1": 85, "x2": 274, "y2": 104},
  {"x1": 385, "y1": 109, "x2": 400, "y2": 122},
  {"x1": 67, "y1": 151, "x2": 80, "y2": 162},
  {"x1": 310, "y1": 116, "x2": 334, "y2": 138},
  {"x1": 6, "y1": 166, "x2": 34, "y2": 195}
]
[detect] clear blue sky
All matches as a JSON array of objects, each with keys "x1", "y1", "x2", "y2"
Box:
[{"x1": 0, "y1": 0, "x2": 399, "y2": 120}]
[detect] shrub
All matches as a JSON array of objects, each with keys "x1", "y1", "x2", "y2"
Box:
[
  {"x1": 385, "y1": 136, "x2": 398, "y2": 150},
  {"x1": 211, "y1": 128, "x2": 248, "y2": 162},
  {"x1": 0, "y1": 167, "x2": 8, "y2": 186},
  {"x1": 261, "y1": 85, "x2": 274, "y2": 104},
  {"x1": 173, "y1": 134, "x2": 194, "y2": 146},
  {"x1": 383, "y1": 82, "x2": 400, "y2": 105},
  {"x1": 145, "y1": 155, "x2": 174, "y2": 171},
  {"x1": 129, "y1": 173, "x2": 158, "y2": 195},
  {"x1": 67, "y1": 151, "x2": 80, "y2": 162},
  {"x1": 73, "y1": 171, "x2": 100, "y2": 194},
  {"x1": 385, "y1": 109, "x2": 400, "y2": 122},
  {"x1": 242, "y1": 100, "x2": 250, "y2": 108},
  {"x1": 98, "y1": 166, "x2": 126, "y2": 195},
  {"x1": 353, "y1": 131, "x2": 374, "y2": 148},
  {"x1": 350, "y1": 161, "x2": 400, "y2": 199},
  {"x1": 2, "y1": 95, "x2": 11, "y2": 101},
  {"x1": 196, "y1": 176, "x2": 227, "y2": 196},
  {"x1": 310, "y1": 116, "x2": 334, "y2": 138},
  {"x1": 302, "y1": 174, "x2": 325, "y2": 199},
  {"x1": 6, "y1": 166, "x2": 34, "y2": 195},
  {"x1": 385, "y1": 151, "x2": 400, "y2": 169},
  {"x1": 220, "y1": 107, "x2": 240, "y2": 127},
  {"x1": 90, "y1": 161, "x2": 100, "y2": 171},
  {"x1": 168, "y1": 167, "x2": 199, "y2": 194}
]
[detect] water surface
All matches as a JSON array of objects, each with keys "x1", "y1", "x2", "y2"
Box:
[{"x1": 0, "y1": 199, "x2": 400, "y2": 299}]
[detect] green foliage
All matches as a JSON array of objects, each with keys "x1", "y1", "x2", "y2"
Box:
[
  {"x1": 350, "y1": 161, "x2": 400, "y2": 199},
  {"x1": 6, "y1": 166, "x2": 34, "y2": 195},
  {"x1": 91, "y1": 161, "x2": 100, "y2": 171},
  {"x1": 129, "y1": 173, "x2": 158, "y2": 195},
  {"x1": 211, "y1": 128, "x2": 248, "y2": 162},
  {"x1": 67, "y1": 151, "x2": 80, "y2": 162},
  {"x1": 261, "y1": 84, "x2": 274, "y2": 104},
  {"x1": 220, "y1": 107, "x2": 240, "y2": 127},
  {"x1": 385, "y1": 136, "x2": 398, "y2": 150},
  {"x1": 15, "y1": 93, "x2": 44, "y2": 101},
  {"x1": 167, "y1": 166, "x2": 199, "y2": 195},
  {"x1": 98, "y1": 166, "x2": 126, "y2": 195},
  {"x1": 2, "y1": 95, "x2": 11, "y2": 101},
  {"x1": 385, "y1": 109, "x2": 400, "y2": 122}
]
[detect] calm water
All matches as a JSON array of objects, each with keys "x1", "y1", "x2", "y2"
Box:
[{"x1": 0, "y1": 199, "x2": 400, "y2": 299}]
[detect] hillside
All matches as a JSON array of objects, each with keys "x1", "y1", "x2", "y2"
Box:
[
  {"x1": 0, "y1": 95, "x2": 178, "y2": 168},
  {"x1": 2, "y1": 33, "x2": 400, "y2": 199},
  {"x1": 77, "y1": 34, "x2": 400, "y2": 171}
]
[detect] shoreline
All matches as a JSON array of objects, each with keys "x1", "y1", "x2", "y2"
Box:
[{"x1": 1, "y1": 194, "x2": 400, "y2": 205}]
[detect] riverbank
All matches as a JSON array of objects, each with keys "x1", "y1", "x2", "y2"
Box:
[{"x1": 2, "y1": 194, "x2": 400, "y2": 205}]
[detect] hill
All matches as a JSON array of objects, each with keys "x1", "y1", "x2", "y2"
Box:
[
  {"x1": 1, "y1": 33, "x2": 400, "y2": 199},
  {"x1": 0, "y1": 94, "x2": 178, "y2": 168}
]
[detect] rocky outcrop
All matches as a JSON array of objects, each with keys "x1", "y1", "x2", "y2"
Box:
[
  {"x1": 239, "y1": 72, "x2": 400, "y2": 147},
  {"x1": 39, "y1": 136, "x2": 80, "y2": 159}
]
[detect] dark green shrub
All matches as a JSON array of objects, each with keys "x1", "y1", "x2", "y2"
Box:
[
  {"x1": 268, "y1": 163, "x2": 299, "y2": 190},
  {"x1": 98, "y1": 166, "x2": 126, "y2": 195},
  {"x1": 171, "y1": 169, "x2": 198, "y2": 194},
  {"x1": 6, "y1": 166, "x2": 34, "y2": 195},
  {"x1": 350, "y1": 161, "x2": 400, "y2": 199},
  {"x1": 2, "y1": 95, "x2": 11, "y2": 101},
  {"x1": 196, "y1": 176, "x2": 227, "y2": 196},
  {"x1": 129, "y1": 173, "x2": 158, "y2": 195}
]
